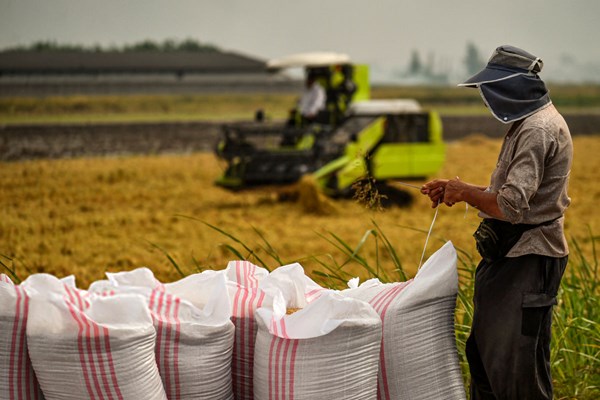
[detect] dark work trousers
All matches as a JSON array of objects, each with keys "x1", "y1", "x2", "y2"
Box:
[{"x1": 466, "y1": 254, "x2": 567, "y2": 400}]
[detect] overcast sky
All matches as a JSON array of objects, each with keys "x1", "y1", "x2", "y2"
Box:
[{"x1": 1, "y1": 0, "x2": 599, "y2": 83}]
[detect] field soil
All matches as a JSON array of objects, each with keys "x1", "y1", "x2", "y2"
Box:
[{"x1": 1, "y1": 114, "x2": 599, "y2": 161}]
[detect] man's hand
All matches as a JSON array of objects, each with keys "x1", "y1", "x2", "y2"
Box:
[
  {"x1": 421, "y1": 179, "x2": 448, "y2": 208},
  {"x1": 421, "y1": 177, "x2": 470, "y2": 208},
  {"x1": 423, "y1": 177, "x2": 504, "y2": 219},
  {"x1": 443, "y1": 177, "x2": 468, "y2": 206}
]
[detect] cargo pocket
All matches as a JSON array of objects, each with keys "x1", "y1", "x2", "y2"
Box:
[{"x1": 521, "y1": 292, "x2": 557, "y2": 337}]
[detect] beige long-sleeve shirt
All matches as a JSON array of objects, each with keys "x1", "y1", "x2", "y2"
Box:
[{"x1": 486, "y1": 103, "x2": 573, "y2": 257}]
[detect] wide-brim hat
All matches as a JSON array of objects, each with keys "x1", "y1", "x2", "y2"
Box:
[{"x1": 459, "y1": 45, "x2": 544, "y2": 87}]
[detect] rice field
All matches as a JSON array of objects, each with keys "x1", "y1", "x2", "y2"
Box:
[
  {"x1": 1, "y1": 134, "x2": 597, "y2": 285},
  {"x1": 1, "y1": 126, "x2": 598, "y2": 398}
]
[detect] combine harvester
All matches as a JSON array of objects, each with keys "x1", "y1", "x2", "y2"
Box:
[{"x1": 214, "y1": 52, "x2": 445, "y2": 205}]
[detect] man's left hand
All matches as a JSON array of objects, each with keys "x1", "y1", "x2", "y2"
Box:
[{"x1": 442, "y1": 177, "x2": 467, "y2": 207}]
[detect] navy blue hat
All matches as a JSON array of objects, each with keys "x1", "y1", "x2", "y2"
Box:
[{"x1": 459, "y1": 45, "x2": 544, "y2": 87}]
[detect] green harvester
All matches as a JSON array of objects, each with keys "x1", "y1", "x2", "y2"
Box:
[{"x1": 215, "y1": 52, "x2": 445, "y2": 201}]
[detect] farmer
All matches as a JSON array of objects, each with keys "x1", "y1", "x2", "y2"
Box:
[
  {"x1": 297, "y1": 71, "x2": 326, "y2": 122},
  {"x1": 284, "y1": 70, "x2": 327, "y2": 139},
  {"x1": 421, "y1": 45, "x2": 572, "y2": 399}
]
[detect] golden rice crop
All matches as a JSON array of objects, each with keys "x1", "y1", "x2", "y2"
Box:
[{"x1": 1, "y1": 135, "x2": 598, "y2": 288}]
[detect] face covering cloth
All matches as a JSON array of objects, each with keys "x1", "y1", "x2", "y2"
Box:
[{"x1": 478, "y1": 74, "x2": 551, "y2": 124}]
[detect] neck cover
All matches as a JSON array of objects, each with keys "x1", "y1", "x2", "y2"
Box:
[{"x1": 478, "y1": 74, "x2": 551, "y2": 124}]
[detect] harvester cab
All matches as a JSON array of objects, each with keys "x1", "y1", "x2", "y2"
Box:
[
  {"x1": 277, "y1": 54, "x2": 370, "y2": 128},
  {"x1": 214, "y1": 52, "x2": 445, "y2": 201},
  {"x1": 215, "y1": 52, "x2": 369, "y2": 189}
]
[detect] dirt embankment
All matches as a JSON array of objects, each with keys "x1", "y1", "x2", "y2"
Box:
[
  {"x1": 0, "y1": 121, "x2": 221, "y2": 161},
  {"x1": 1, "y1": 115, "x2": 598, "y2": 161}
]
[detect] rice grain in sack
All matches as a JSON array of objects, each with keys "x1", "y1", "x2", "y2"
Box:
[
  {"x1": 258, "y1": 262, "x2": 327, "y2": 308},
  {"x1": 224, "y1": 260, "x2": 271, "y2": 400},
  {"x1": 0, "y1": 274, "x2": 45, "y2": 400},
  {"x1": 105, "y1": 268, "x2": 235, "y2": 400},
  {"x1": 253, "y1": 291, "x2": 382, "y2": 400},
  {"x1": 27, "y1": 291, "x2": 167, "y2": 400},
  {"x1": 343, "y1": 241, "x2": 466, "y2": 400}
]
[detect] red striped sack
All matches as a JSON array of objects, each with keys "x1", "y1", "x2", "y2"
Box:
[
  {"x1": 224, "y1": 261, "x2": 270, "y2": 400},
  {"x1": 26, "y1": 290, "x2": 167, "y2": 400},
  {"x1": 0, "y1": 274, "x2": 45, "y2": 400},
  {"x1": 343, "y1": 241, "x2": 466, "y2": 400},
  {"x1": 253, "y1": 291, "x2": 382, "y2": 400},
  {"x1": 104, "y1": 268, "x2": 235, "y2": 400}
]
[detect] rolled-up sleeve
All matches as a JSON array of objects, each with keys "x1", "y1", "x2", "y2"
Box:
[{"x1": 496, "y1": 128, "x2": 556, "y2": 224}]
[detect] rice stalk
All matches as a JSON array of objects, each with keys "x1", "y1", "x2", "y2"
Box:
[
  {"x1": 0, "y1": 254, "x2": 22, "y2": 284},
  {"x1": 351, "y1": 176, "x2": 387, "y2": 211},
  {"x1": 176, "y1": 215, "x2": 271, "y2": 271},
  {"x1": 147, "y1": 241, "x2": 186, "y2": 278}
]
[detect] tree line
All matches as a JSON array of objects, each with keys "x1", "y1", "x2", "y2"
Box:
[
  {"x1": 1, "y1": 38, "x2": 221, "y2": 53},
  {"x1": 400, "y1": 42, "x2": 486, "y2": 84}
]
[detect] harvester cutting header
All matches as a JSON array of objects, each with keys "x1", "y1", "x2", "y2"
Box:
[{"x1": 214, "y1": 52, "x2": 446, "y2": 201}]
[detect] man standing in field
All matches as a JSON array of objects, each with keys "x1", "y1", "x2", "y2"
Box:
[{"x1": 421, "y1": 45, "x2": 573, "y2": 399}]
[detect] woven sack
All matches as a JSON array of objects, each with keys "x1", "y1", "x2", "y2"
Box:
[
  {"x1": 27, "y1": 281, "x2": 167, "y2": 400},
  {"x1": 104, "y1": 268, "x2": 235, "y2": 400},
  {"x1": 254, "y1": 291, "x2": 382, "y2": 400},
  {"x1": 0, "y1": 274, "x2": 45, "y2": 400},
  {"x1": 343, "y1": 241, "x2": 466, "y2": 400}
]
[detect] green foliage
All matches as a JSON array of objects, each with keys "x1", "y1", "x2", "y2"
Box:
[
  {"x1": 1, "y1": 38, "x2": 220, "y2": 53},
  {"x1": 463, "y1": 42, "x2": 486, "y2": 77},
  {"x1": 408, "y1": 50, "x2": 423, "y2": 75},
  {"x1": 551, "y1": 235, "x2": 600, "y2": 398},
  {"x1": 0, "y1": 253, "x2": 22, "y2": 284}
]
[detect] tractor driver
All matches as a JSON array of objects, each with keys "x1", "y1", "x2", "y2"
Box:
[{"x1": 296, "y1": 71, "x2": 326, "y2": 123}]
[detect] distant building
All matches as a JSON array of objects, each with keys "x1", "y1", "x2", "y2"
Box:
[{"x1": 0, "y1": 51, "x2": 301, "y2": 96}]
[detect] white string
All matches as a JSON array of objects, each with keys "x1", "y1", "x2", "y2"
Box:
[
  {"x1": 418, "y1": 201, "x2": 440, "y2": 270},
  {"x1": 392, "y1": 181, "x2": 470, "y2": 270},
  {"x1": 417, "y1": 200, "x2": 469, "y2": 271}
]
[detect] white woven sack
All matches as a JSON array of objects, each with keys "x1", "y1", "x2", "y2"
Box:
[
  {"x1": 254, "y1": 291, "x2": 382, "y2": 400},
  {"x1": 258, "y1": 262, "x2": 327, "y2": 307},
  {"x1": 0, "y1": 274, "x2": 45, "y2": 400},
  {"x1": 27, "y1": 287, "x2": 167, "y2": 400},
  {"x1": 104, "y1": 268, "x2": 235, "y2": 400},
  {"x1": 224, "y1": 260, "x2": 272, "y2": 400},
  {"x1": 343, "y1": 241, "x2": 466, "y2": 400}
]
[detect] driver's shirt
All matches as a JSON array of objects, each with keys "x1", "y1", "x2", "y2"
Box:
[{"x1": 298, "y1": 82, "x2": 326, "y2": 117}]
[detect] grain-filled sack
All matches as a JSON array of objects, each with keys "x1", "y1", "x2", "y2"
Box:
[
  {"x1": 104, "y1": 268, "x2": 235, "y2": 400},
  {"x1": 27, "y1": 287, "x2": 167, "y2": 400},
  {"x1": 225, "y1": 261, "x2": 328, "y2": 400},
  {"x1": 343, "y1": 241, "x2": 465, "y2": 400},
  {"x1": 0, "y1": 274, "x2": 45, "y2": 400},
  {"x1": 224, "y1": 260, "x2": 272, "y2": 400},
  {"x1": 254, "y1": 291, "x2": 382, "y2": 400}
]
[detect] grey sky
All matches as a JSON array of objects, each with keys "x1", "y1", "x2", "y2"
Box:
[{"x1": 1, "y1": 0, "x2": 599, "y2": 82}]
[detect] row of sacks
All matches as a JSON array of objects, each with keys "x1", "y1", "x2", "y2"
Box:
[{"x1": 0, "y1": 241, "x2": 465, "y2": 400}]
